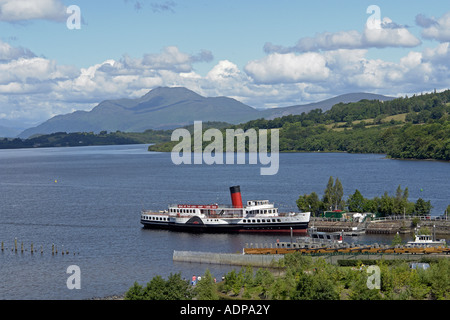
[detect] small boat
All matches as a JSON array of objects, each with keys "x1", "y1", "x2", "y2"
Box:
[
  {"x1": 406, "y1": 234, "x2": 447, "y2": 247},
  {"x1": 307, "y1": 227, "x2": 343, "y2": 244},
  {"x1": 140, "y1": 186, "x2": 310, "y2": 234}
]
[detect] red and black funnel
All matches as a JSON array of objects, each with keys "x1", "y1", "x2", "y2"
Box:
[{"x1": 230, "y1": 186, "x2": 243, "y2": 208}]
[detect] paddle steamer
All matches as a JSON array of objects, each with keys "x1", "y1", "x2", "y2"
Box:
[{"x1": 140, "y1": 186, "x2": 310, "y2": 233}]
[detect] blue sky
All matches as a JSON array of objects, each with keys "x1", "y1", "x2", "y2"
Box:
[{"x1": 1, "y1": 0, "x2": 450, "y2": 126}]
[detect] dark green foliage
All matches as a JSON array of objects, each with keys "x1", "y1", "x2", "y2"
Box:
[
  {"x1": 347, "y1": 189, "x2": 365, "y2": 213},
  {"x1": 148, "y1": 89, "x2": 450, "y2": 161},
  {"x1": 414, "y1": 198, "x2": 433, "y2": 216},
  {"x1": 296, "y1": 192, "x2": 321, "y2": 216},
  {"x1": 124, "y1": 273, "x2": 193, "y2": 300},
  {"x1": 125, "y1": 256, "x2": 450, "y2": 300},
  {"x1": 297, "y1": 178, "x2": 432, "y2": 216},
  {"x1": 194, "y1": 269, "x2": 219, "y2": 300},
  {"x1": 0, "y1": 130, "x2": 173, "y2": 149}
]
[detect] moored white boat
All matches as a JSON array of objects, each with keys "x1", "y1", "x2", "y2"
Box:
[
  {"x1": 140, "y1": 186, "x2": 310, "y2": 234},
  {"x1": 406, "y1": 234, "x2": 447, "y2": 247}
]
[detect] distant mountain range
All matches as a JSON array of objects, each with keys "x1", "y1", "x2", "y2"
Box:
[
  {"x1": 17, "y1": 87, "x2": 394, "y2": 138},
  {"x1": 260, "y1": 92, "x2": 396, "y2": 119},
  {"x1": 0, "y1": 119, "x2": 34, "y2": 138}
]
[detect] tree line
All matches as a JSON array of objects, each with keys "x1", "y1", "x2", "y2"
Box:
[
  {"x1": 296, "y1": 176, "x2": 436, "y2": 217},
  {"x1": 148, "y1": 89, "x2": 450, "y2": 161},
  {"x1": 124, "y1": 254, "x2": 450, "y2": 300},
  {"x1": 0, "y1": 129, "x2": 173, "y2": 149}
]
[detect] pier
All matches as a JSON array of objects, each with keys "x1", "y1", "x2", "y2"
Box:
[
  {"x1": 310, "y1": 216, "x2": 450, "y2": 235},
  {"x1": 173, "y1": 248, "x2": 449, "y2": 267},
  {"x1": 173, "y1": 250, "x2": 284, "y2": 267}
]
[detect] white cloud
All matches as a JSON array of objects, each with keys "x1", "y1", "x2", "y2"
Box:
[
  {"x1": 1, "y1": 38, "x2": 450, "y2": 126},
  {"x1": 0, "y1": 0, "x2": 67, "y2": 22},
  {"x1": 0, "y1": 40, "x2": 36, "y2": 61},
  {"x1": 245, "y1": 52, "x2": 330, "y2": 84},
  {"x1": 141, "y1": 46, "x2": 212, "y2": 72},
  {"x1": 363, "y1": 18, "x2": 422, "y2": 48},
  {"x1": 265, "y1": 17, "x2": 421, "y2": 54},
  {"x1": 419, "y1": 12, "x2": 450, "y2": 42}
]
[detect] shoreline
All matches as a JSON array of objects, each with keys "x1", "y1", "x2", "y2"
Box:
[{"x1": 89, "y1": 294, "x2": 125, "y2": 300}]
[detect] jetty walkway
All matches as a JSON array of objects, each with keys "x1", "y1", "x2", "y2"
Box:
[
  {"x1": 173, "y1": 250, "x2": 449, "y2": 267},
  {"x1": 310, "y1": 216, "x2": 450, "y2": 235}
]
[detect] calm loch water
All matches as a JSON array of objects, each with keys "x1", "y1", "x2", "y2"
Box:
[{"x1": 0, "y1": 145, "x2": 448, "y2": 299}]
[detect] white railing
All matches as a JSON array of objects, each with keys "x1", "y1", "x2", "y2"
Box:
[
  {"x1": 370, "y1": 215, "x2": 448, "y2": 222},
  {"x1": 311, "y1": 215, "x2": 449, "y2": 222}
]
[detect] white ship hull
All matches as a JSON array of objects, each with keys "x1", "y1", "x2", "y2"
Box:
[{"x1": 140, "y1": 186, "x2": 310, "y2": 234}]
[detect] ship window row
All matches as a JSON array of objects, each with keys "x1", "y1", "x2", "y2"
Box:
[
  {"x1": 244, "y1": 218, "x2": 281, "y2": 223},
  {"x1": 143, "y1": 216, "x2": 169, "y2": 221},
  {"x1": 170, "y1": 208, "x2": 197, "y2": 214},
  {"x1": 248, "y1": 209, "x2": 277, "y2": 214}
]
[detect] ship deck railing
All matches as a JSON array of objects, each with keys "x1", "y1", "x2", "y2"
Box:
[{"x1": 141, "y1": 210, "x2": 168, "y2": 215}]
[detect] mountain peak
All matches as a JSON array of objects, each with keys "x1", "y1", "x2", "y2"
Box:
[
  {"x1": 17, "y1": 88, "x2": 394, "y2": 138},
  {"x1": 139, "y1": 86, "x2": 203, "y2": 103}
]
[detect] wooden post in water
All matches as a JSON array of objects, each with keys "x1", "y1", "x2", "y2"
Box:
[
  {"x1": 21, "y1": 241, "x2": 24, "y2": 253},
  {"x1": 52, "y1": 243, "x2": 54, "y2": 255},
  {"x1": 1, "y1": 241, "x2": 3, "y2": 251},
  {"x1": 14, "y1": 238, "x2": 17, "y2": 252},
  {"x1": 31, "y1": 243, "x2": 34, "y2": 254}
]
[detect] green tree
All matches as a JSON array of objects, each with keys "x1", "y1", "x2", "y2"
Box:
[
  {"x1": 425, "y1": 259, "x2": 450, "y2": 300},
  {"x1": 323, "y1": 176, "x2": 344, "y2": 211},
  {"x1": 333, "y1": 178, "x2": 344, "y2": 210},
  {"x1": 349, "y1": 273, "x2": 382, "y2": 300},
  {"x1": 392, "y1": 233, "x2": 403, "y2": 246},
  {"x1": 128, "y1": 273, "x2": 193, "y2": 300},
  {"x1": 414, "y1": 198, "x2": 433, "y2": 216},
  {"x1": 393, "y1": 185, "x2": 409, "y2": 215},
  {"x1": 195, "y1": 269, "x2": 218, "y2": 300},
  {"x1": 143, "y1": 275, "x2": 167, "y2": 300},
  {"x1": 290, "y1": 260, "x2": 339, "y2": 300},
  {"x1": 323, "y1": 176, "x2": 335, "y2": 211},
  {"x1": 379, "y1": 191, "x2": 394, "y2": 216},
  {"x1": 347, "y1": 189, "x2": 365, "y2": 212},
  {"x1": 253, "y1": 268, "x2": 275, "y2": 299},
  {"x1": 296, "y1": 192, "x2": 322, "y2": 216},
  {"x1": 165, "y1": 273, "x2": 193, "y2": 300},
  {"x1": 224, "y1": 270, "x2": 241, "y2": 296},
  {"x1": 124, "y1": 281, "x2": 145, "y2": 300}
]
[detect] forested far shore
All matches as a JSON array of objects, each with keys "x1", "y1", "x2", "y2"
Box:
[
  {"x1": 149, "y1": 89, "x2": 450, "y2": 161},
  {"x1": 0, "y1": 122, "x2": 232, "y2": 149},
  {"x1": 2, "y1": 90, "x2": 449, "y2": 162}
]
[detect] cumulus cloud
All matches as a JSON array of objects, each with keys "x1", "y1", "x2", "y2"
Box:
[
  {"x1": 245, "y1": 52, "x2": 330, "y2": 84},
  {"x1": 418, "y1": 12, "x2": 450, "y2": 42},
  {"x1": 0, "y1": 44, "x2": 212, "y2": 122},
  {"x1": 0, "y1": 0, "x2": 67, "y2": 22},
  {"x1": 1, "y1": 37, "x2": 450, "y2": 126},
  {"x1": 415, "y1": 14, "x2": 439, "y2": 28},
  {"x1": 363, "y1": 18, "x2": 422, "y2": 48},
  {"x1": 141, "y1": 46, "x2": 213, "y2": 72},
  {"x1": 265, "y1": 17, "x2": 421, "y2": 54},
  {"x1": 0, "y1": 40, "x2": 36, "y2": 61}
]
